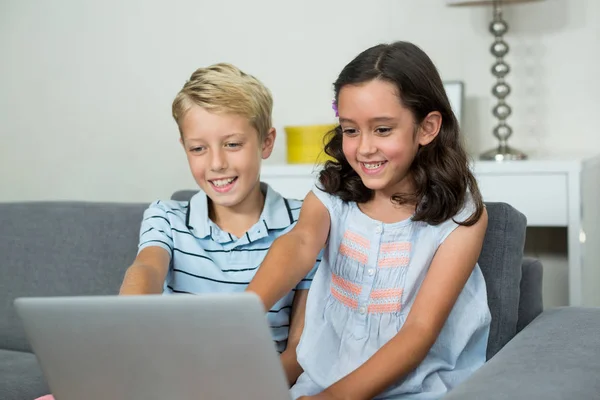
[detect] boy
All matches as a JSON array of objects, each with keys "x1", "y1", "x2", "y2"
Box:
[{"x1": 119, "y1": 63, "x2": 319, "y2": 384}]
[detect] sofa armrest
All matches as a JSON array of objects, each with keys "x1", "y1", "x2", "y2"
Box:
[
  {"x1": 443, "y1": 307, "x2": 600, "y2": 400},
  {"x1": 517, "y1": 257, "x2": 543, "y2": 333}
]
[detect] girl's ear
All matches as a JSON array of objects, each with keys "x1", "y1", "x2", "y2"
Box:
[
  {"x1": 261, "y1": 128, "x2": 277, "y2": 159},
  {"x1": 418, "y1": 111, "x2": 442, "y2": 146}
]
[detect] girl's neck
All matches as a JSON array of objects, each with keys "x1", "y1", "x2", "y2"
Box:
[
  {"x1": 358, "y1": 197, "x2": 415, "y2": 224},
  {"x1": 208, "y1": 183, "x2": 265, "y2": 238},
  {"x1": 378, "y1": 172, "x2": 416, "y2": 200},
  {"x1": 359, "y1": 174, "x2": 417, "y2": 224}
]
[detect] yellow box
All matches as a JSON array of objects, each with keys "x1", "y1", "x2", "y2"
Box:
[{"x1": 284, "y1": 124, "x2": 337, "y2": 164}]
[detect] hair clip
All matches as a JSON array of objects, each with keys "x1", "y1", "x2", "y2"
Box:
[{"x1": 332, "y1": 100, "x2": 339, "y2": 117}]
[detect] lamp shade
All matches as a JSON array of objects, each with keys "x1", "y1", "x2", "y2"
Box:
[{"x1": 446, "y1": 0, "x2": 542, "y2": 5}]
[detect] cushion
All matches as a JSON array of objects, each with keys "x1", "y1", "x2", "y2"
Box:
[
  {"x1": 0, "y1": 349, "x2": 48, "y2": 400},
  {"x1": 444, "y1": 307, "x2": 600, "y2": 399},
  {"x1": 0, "y1": 201, "x2": 146, "y2": 352}
]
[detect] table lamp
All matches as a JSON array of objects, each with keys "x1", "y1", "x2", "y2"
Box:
[{"x1": 447, "y1": 0, "x2": 544, "y2": 161}]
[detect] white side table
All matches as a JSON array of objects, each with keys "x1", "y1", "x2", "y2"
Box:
[{"x1": 261, "y1": 154, "x2": 600, "y2": 306}]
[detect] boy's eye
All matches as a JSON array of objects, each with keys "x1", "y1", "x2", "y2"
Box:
[
  {"x1": 190, "y1": 146, "x2": 205, "y2": 153},
  {"x1": 225, "y1": 142, "x2": 242, "y2": 148}
]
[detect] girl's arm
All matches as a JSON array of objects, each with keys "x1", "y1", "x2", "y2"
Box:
[
  {"x1": 281, "y1": 289, "x2": 309, "y2": 385},
  {"x1": 246, "y1": 191, "x2": 330, "y2": 311},
  {"x1": 311, "y1": 208, "x2": 488, "y2": 400}
]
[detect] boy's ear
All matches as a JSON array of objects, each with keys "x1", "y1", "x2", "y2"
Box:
[
  {"x1": 418, "y1": 111, "x2": 442, "y2": 146},
  {"x1": 261, "y1": 127, "x2": 276, "y2": 159}
]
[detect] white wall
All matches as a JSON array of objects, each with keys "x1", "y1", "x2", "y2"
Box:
[{"x1": 1, "y1": 0, "x2": 598, "y2": 202}]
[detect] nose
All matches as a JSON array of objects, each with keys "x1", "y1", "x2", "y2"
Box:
[
  {"x1": 357, "y1": 133, "x2": 376, "y2": 156},
  {"x1": 209, "y1": 149, "x2": 228, "y2": 172}
]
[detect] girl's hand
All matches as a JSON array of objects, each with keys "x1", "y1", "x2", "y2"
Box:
[{"x1": 297, "y1": 390, "x2": 347, "y2": 400}]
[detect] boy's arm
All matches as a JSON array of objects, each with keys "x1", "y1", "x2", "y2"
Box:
[
  {"x1": 120, "y1": 201, "x2": 173, "y2": 295},
  {"x1": 119, "y1": 247, "x2": 170, "y2": 295},
  {"x1": 247, "y1": 192, "x2": 330, "y2": 310},
  {"x1": 307, "y1": 209, "x2": 489, "y2": 400},
  {"x1": 280, "y1": 288, "x2": 309, "y2": 385}
]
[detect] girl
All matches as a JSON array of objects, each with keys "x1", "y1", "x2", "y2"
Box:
[{"x1": 247, "y1": 41, "x2": 491, "y2": 400}]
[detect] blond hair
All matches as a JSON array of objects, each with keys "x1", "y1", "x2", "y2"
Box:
[{"x1": 172, "y1": 63, "x2": 273, "y2": 140}]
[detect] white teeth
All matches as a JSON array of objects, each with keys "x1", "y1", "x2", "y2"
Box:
[
  {"x1": 211, "y1": 178, "x2": 235, "y2": 187},
  {"x1": 363, "y1": 162, "x2": 385, "y2": 169}
]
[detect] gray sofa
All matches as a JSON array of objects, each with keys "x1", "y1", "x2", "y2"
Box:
[{"x1": 0, "y1": 197, "x2": 595, "y2": 400}]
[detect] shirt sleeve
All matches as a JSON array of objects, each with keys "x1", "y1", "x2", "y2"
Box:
[
  {"x1": 436, "y1": 192, "x2": 479, "y2": 246},
  {"x1": 137, "y1": 201, "x2": 174, "y2": 258},
  {"x1": 311, "y1": 182, "x2": 342, "y2": 217},
  {"x1": 295, "y1": 248, "x2": 323, "y2": 290}
]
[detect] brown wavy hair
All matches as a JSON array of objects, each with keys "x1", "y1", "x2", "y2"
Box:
[{"x1": 319, "y1": 41, "x2": 483, "y2": 226}]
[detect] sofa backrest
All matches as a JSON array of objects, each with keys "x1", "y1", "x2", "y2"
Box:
[
  {"x1": 478, "y1": 202, "x2": 527, "y2": 359},
  {"x1": 0, "y1": 198, "x2": 529, "y2": 359},
  {"x1": 0, "y1": 201, "x2": 146, "y2": 352}
]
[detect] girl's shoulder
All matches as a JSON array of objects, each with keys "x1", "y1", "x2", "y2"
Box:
[
  {"x1": 430, "y1": 192, "x2": 478, "y2": 246},
  {"x1": 310, "y1": 182, "x2": 347, "y2": 216}
]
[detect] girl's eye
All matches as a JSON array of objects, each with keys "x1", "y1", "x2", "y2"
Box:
[
  {"x1": 342, "y1": 128, "x2": 358, "y2": 136},
  {"x1": 375, "y1": 127, "x2": 392, "y2": 135}
]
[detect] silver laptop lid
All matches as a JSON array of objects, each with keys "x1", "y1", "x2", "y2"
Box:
[{"x1": 14, "y1": 293, "x2": 291, "y2": 400}]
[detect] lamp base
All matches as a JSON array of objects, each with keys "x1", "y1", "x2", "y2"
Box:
[{"x1": 479, "y1": 145, "x2": 528, "y2": 161}]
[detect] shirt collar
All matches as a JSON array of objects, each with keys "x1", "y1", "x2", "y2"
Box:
[
  {"x1": 260, "y1": 182, "x2": 295, "y2": 231},
  {"x1": 185, "y1": 182, "x2": 295, "y2": 242}
]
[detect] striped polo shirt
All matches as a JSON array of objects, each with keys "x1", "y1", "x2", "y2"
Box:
[{"x1": 137, "y1": 182, "x2": 320, "y2": 352}]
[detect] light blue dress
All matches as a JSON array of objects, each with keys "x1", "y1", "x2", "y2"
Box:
[{"x1": 290, "y1": 185, "x2": 491, "y2": 399}]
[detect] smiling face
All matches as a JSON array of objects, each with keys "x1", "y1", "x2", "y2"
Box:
[
  {"x1": 338, "y1": 79, "x2": 426, "y2": 198},
  {"x1": 179, "y1": 105, "x2": 275, "y2": 210}
]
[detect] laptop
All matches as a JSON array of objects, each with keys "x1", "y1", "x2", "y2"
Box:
[{"x1": 14, "y1": 293, "x2": 292, "y2": 400}]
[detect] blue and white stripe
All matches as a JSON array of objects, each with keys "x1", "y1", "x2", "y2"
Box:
[{"x1": 138, "y1": 183, "x2": 320, "y2": 351}]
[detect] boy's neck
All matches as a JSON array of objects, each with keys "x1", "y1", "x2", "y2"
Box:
[{"x1": 208, "y1": 182, "x2": 266, "y2": 239}]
